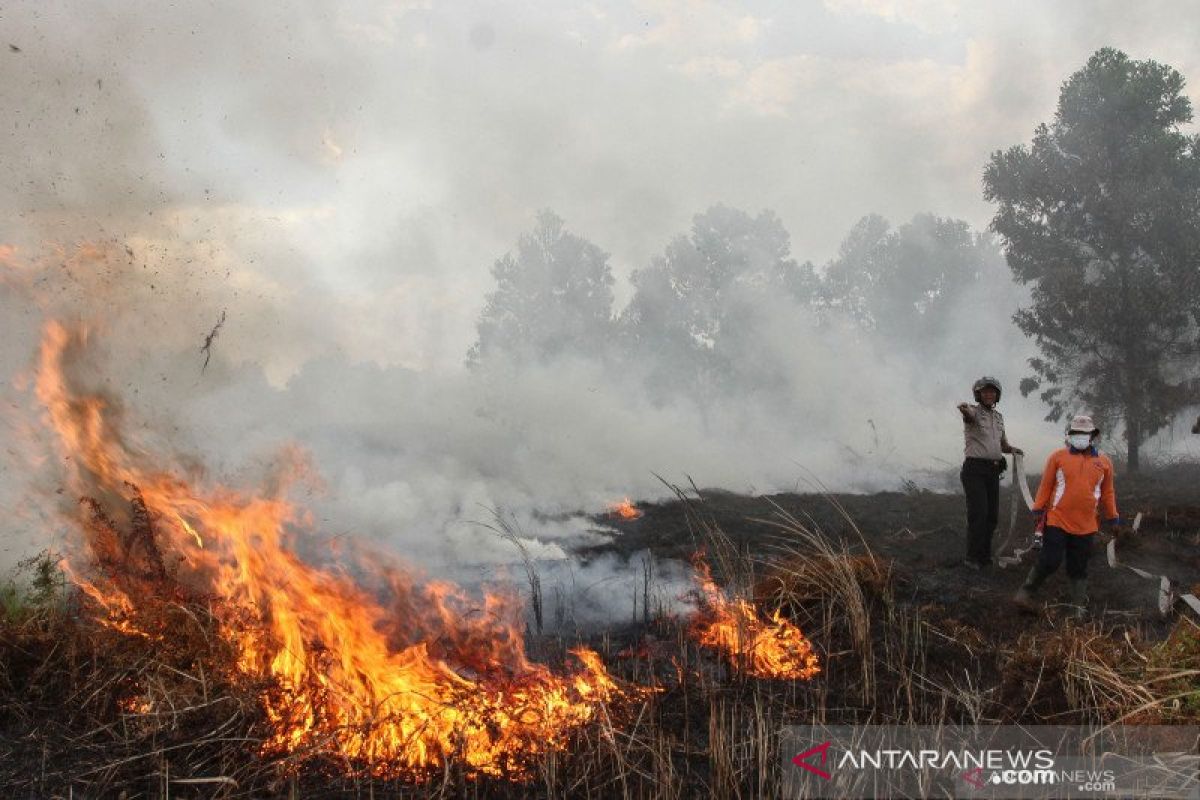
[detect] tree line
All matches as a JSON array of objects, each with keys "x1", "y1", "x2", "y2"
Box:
[{"x1": 470, "y1": 48, "x2": 1200, "y2": 472}]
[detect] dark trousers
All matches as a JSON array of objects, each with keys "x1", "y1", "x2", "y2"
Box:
[
  {"x1": 1036, "y1": 526, "x2": 1095, "y2": 580},
  {"x1": 960, "y1": 458, "x2": 1002, "y2": 564}
]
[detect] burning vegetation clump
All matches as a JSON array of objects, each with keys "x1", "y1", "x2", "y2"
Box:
[
  {"x1": 32, "y1": 321, "x2": 649, "y2": 780},
  {"x1": 689, "y1": 557, "x2": 821, "y2": 681},
  {"x1": 607, "y1": 497, "x2": 643, "y2": 520}
]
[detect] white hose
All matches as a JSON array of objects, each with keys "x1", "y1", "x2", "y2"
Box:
[
  {"x1": 1107, "y1": 513, "x2": 1200, "y2": 617},
  {"x1": 995, "y1": 452, "x2": 1036, "y2": 566},
  {"x1": 995, "y1": 455, "x2": 1199, "y2": 618}
]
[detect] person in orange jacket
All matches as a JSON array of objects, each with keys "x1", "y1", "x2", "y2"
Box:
[{"x1": 1013, "y1": 414, "x2": 1120, "y2": 617}]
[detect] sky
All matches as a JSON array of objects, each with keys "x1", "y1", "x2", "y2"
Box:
[
  {"x1": 3, "y1": 0, "x2": 1198, "y2": 372},
  {"x1": 2, "y1": 1, "x2": 1199, "y2": 592}
]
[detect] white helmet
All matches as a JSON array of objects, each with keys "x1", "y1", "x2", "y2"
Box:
[{"x1": 1067, "y1": 414, "x2": 1099, "y2": 434}]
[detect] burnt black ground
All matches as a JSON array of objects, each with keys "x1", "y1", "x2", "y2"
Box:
[{"x1": 581, "y1": 463, "x2": 1200, "y2": 640}]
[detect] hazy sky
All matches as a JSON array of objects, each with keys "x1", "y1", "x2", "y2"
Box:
[
  {"x1": 4, "y1": 1, "x2": 1200, "y2": 590},
  {"x1": 4, "y1": 0, "x2": 1200, "y2": 375}
]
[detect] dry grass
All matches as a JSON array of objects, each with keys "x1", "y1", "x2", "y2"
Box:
[
  {"x1": 0, "y1": 587, "x2": 265, "y2": 798},
  {"x1": 3, "y1": 488, "x2": 1198, "y2": 798}
]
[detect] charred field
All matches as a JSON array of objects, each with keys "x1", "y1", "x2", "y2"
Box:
[
  {"x1": 3, "y1": 460, "x2": 1199, "y2": 799},
  {"x1": 7, "y1": 4, "x2": 1200, "y2": 798}
]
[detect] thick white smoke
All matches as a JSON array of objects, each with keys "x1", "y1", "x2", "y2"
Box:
[{"x1": 3, "y1": 1, "x2": 1199, "y2": 604}]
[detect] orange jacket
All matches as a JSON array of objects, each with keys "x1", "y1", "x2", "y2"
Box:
[{"x1": 1032, "y1": 447, "x2": 1119, "y2": 535}]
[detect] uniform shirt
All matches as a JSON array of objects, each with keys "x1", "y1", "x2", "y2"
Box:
[
  {"x1": 1032, "y1": 447, "x2": 1118, "y2": 535},
  {"x1": 963, "y1": 403, "x2": 1005, "y2": 460}
]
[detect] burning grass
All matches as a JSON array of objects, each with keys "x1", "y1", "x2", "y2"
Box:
[
  {"x1": 1, "y1": 321, "x2": 656, "y2": 791},
  {"x1": 607, "y1": 498, "x2": 643, "y2": 521},
  {"x1": 689, "y1": 556, "x2": 820, "y2": 681},
  {"x1": 2, "y1": 320, "x2": 1198, "y2": 797},
  {"x1": 5, "y1": 503, "x2": 1200, "y2": 797}
]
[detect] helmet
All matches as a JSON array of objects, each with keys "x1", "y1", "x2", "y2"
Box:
[
  {"x1": 1066, "y1": 414, "x2": 1099, "y2": 435},
  {"x1": 972, "y1": 376, "x2": 1002, "y2": 403}
]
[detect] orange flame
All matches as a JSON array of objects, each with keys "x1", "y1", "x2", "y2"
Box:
[
  {"x1": 35, "y1": 321, "x2": 646, "y2": 779},
  {"x1": 607, "y1": 497, "x2": 643, "y2": 520},
  {"x1": 689, "y1": 559, "x2": 820, "y2": 681}
]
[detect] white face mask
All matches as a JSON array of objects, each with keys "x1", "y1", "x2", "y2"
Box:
[{"x1": 1067, "y1": 433, "x2": 1093, "y2": 451}]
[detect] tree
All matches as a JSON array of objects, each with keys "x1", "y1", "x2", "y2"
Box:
[
  {"x1": 467, "y1": 210, "x2": 616, "y2": 367},
  {"x1": 983, "y1": 48, "x2": 1200, "y2": 471},
  {"x1": 822, "y1": 213, "x2": 1007, "y2": 350},
  {"x1": 619, "y1": 205, "x2": 813, "y2": 400}
]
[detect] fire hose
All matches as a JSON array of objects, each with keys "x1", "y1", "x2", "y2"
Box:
[
  {"x1": 994, "y1": 452, "x2": 1037, "y2": 567},
  {"x1": 996, "y1": 453, "x2": 1200, "y2": 618}
]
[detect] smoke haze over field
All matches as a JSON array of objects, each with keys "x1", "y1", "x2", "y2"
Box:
[{"x1": 3, "y1": 1, "x2": 1200, "y2": 588}]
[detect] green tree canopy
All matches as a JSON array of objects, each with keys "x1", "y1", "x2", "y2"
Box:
[
  {"x1": 983, "y1": 47, "x2": 1200, "y2": 470},
  {"x1": 619, "y1": 205, "x2": 814, "y2": 400},
  {"x1": 822, "y1": 212, "x2": 1008, "y2": 350},
  {"x1": 468, "y1": 210, "x2": 616, "y2": 367}
]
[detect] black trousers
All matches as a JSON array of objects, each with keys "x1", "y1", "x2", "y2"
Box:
[
  {"x1": 1037, "y1": 525, "x2": 1095, "y2": 579},
  {"x1": 960, "y1": 458, "x2": 1002, "y2": 564}
]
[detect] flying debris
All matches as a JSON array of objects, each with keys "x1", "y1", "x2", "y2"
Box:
[{"x1": 199, "y1": 309, "x2": 226, "y2": 373}]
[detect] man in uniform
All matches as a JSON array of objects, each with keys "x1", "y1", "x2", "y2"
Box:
[{"x1": 957, "y1": 377, "x2": 1022, "y2": 569}]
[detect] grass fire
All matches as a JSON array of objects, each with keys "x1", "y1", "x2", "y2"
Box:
[
  {"x1": 34, "y1": 321, "x2": 650, "y2": 780},
  {"x1": 607, "y1": 498, "x2": 643, "y2": 521},
  {"x1": 4, "y1": 5, "x2": 1200, "y2": 798},
  {"x1": 689, "y1": 557, "x2": 820, "y2": 681},
  {"x1": 2, "y1": 320, "x2": 1199, "y2": 797}
]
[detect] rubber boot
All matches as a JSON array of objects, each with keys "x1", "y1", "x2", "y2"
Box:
[
  {"x1": 1013, "y1": 564, "x2": 1048, "y2": 612},
  {"x1": 1068, "y1": 579, "x2": 1089, "y2": 620}
]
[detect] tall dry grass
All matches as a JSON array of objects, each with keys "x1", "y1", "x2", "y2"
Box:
[{"x1": 3, "y1": 485, "x2": 1197, "y2": 798}]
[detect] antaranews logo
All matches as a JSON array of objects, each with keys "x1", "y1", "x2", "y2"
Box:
[
  {"x1": 791, "y1": 741, "x2": 1058, "y2": 785},
  {"x1": 791, "y1": 741, "x2": 833, "y2": 780},
  {"x1": 783, "y1": 725, "x2": 1199, "y2": 800}
]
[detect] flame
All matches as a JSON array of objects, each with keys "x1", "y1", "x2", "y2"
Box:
[
  {"x1": 0, "y1": 243, "x2": 28, "y2": 289},
  {"x1": 34, "y1": 321, "x2": 645, "y2": 779},
  {"x1": 607, "y1": 497, "x2": 643, "y2": 520},
  {"x1": 689, "y1": 558, "x2": 820, "y2": 681}
]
